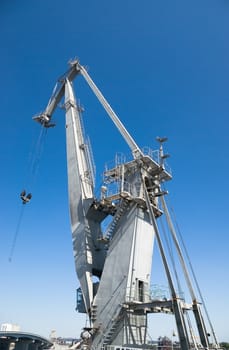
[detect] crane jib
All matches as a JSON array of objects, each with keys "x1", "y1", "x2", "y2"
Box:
[{"x1": 33, "y1": 60, "x2": 143, "y2": 159}]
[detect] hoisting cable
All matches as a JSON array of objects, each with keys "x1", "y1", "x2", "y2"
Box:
[
  {"x1": 27, "y1": 125, "x2": 48, "y2": 191},
  {"x1": 8, "y1": 204, "x2": 25, "y2": 262},
  {"x1": 23, "y1": 125, "x2": 46, "y2": 192},
  {"x1": 9, "y1": 125, "x2": 48, "y2": 262},
  {"x1": 165, "y1": 195, "x2": 219, "y2": 347}
]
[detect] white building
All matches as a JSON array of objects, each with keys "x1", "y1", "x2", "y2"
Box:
[{"x1": 0, "y1": 323, "x2": 20, "y2": 332}]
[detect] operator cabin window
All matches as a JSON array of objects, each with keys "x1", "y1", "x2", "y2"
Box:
[{"x1": 138, "y1": 280, "x2": 144, "y2": 302}]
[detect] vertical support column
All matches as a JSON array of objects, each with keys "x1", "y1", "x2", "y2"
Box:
[
  {"x1": 161, "y1": 196, "x2": 210, "y2": 349},
  {"x1": 64, "y1": 78, "x2": 94, "y2": 313},
  {"x1": 193, "y1": 302, "x2": 210, "y2": 348},
  {"x1": 143, "y1": 180, "x2": 190, "y2": 350}
]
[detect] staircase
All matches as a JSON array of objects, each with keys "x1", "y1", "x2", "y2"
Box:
[
  {"x1": 103, "y1": 311, "x2": 124, "y2": 346},
  {"x1": 104, "y1": 198, "x2": 130, "y2": 241}
]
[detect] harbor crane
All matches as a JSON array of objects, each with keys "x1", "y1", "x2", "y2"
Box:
[{"x1": 34, "y1": 60, "x2": 220, "y2": 350}]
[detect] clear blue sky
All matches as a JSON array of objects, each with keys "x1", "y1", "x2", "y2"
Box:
[{"x1": 1, "y1": 0, "x2": 229, "y2": 343}]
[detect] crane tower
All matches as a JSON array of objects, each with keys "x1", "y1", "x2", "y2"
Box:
[{"x1": 33, "y1": 60, "x2": 220, "y2": 350}]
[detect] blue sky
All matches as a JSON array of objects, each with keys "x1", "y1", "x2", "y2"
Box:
[{"x1": 1, "y1": 0, "x2": 229, "y2": 342}]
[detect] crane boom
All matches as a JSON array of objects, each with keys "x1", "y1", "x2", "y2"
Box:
[
  {"x1": 78, "y1": 63, "x2": 143, "y2": 159},
  {"x1": 33, "y1": 61, "x2": 81, "y2": 126},
  {"x1": 34, "y1": 60, "x2": 143, "y2": 160}
]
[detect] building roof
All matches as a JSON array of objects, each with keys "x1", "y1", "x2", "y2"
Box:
[{"x1": 0, "y1": 331, "x2": 53, "y2": 349}]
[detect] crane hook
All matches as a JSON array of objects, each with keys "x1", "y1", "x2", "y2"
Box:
[{"x1": 20, "y1": 190, "x2": 32, "y2": 205}]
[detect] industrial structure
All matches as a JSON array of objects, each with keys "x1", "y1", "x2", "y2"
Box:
[
  {"x1": 33, "y1": 60, "x2": 220, "y2": 350},
  {"x1": 0, "y1": 331, "x2": 52, "y2": 350}
]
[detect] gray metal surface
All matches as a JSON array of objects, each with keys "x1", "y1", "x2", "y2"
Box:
[{"x1": 33, "y1": 60, "x2": 221, "y2": 350}]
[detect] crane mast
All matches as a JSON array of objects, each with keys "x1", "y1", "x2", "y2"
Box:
[{"x1": 33, "y1": 60, "x2": 220, "y2": 350}]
